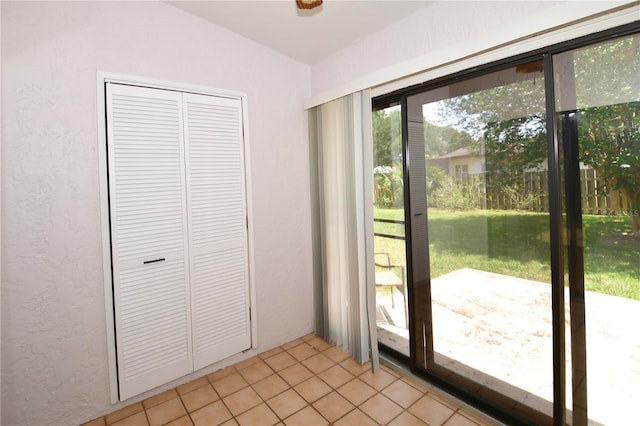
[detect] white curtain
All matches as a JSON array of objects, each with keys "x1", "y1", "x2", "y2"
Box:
[{"x1": 309, "y1": 90, "x2": 379, "y2": 368}]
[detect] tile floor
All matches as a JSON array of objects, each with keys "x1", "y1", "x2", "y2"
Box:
[{"x1": 82, "y1": 334, "x2": 499, "y2": 426}]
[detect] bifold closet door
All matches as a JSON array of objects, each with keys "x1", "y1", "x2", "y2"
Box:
[
  {"x1": 106, "y1": 82, "x2": 252, "y2": 400},
  {"x1": 106, "y1": 83, "x2": 193, "y2": 400},
  {"x1": 183, "y1": 93, "x2": 251, "y2": 370}
]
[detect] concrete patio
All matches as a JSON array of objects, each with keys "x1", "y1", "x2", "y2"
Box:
[{"x1": 376, "y1": 268, "x2": 640, "y2": 425}]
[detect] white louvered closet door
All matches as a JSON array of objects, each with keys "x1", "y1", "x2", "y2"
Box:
[
  {"x1": 106, "y1": 83, "x2": 193, "y2": 400},
  {"x1": 183, "y1": 93, "x2": 251, "y2": 369}
]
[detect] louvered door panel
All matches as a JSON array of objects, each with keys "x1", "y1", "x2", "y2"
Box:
[
  {"x1": 106, "y1": 84, "x2": 192, "y2": 400},
  {"x1": 183, "y1": 93, "x2": 251, "y2": 369}
]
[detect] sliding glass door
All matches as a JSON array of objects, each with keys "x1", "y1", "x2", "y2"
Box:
[
  {"x1": 407, "y1": 59, "x2": 556, "y2": 424},
  {"x1": 373, "y1": 28, "x2": 639, "y2": 425},
  {"x1": 555, "y1": 34, "x2": 640, "y2": 425}
]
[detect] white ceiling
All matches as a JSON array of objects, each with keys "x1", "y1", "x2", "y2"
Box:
[{"x1": 166, "y1": 1, "x2": 433, "y2": 65}]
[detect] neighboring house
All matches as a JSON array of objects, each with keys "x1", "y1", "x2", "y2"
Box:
[
  {"x1": 428, "y1": 148, "x2": 485, "y2": 179},
  {"x1": 430, "y1": 148, "x2": 590, "y2": 179}
]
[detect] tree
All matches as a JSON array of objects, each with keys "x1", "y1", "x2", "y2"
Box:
[
  {"x1": 571, "y1": 36, "x2": 640, "y2": 233},
  {"x1": 373, "y1": 107, "x2": 403, "y2": 208},
  {"x1": 578, "y1": 102, "x2": 640, "y2": 233},
  {"x1": 434, "y1": 35, "x2": 640, "y2": 233},
  {"x1": 372, "y1": 107, "x2": 402, "y2": 167},
  {"x1": 423, "y1": 120, "x2": 477, "y2": 157},
  {"x1": 482, "y1": 114, "x2": 547, "y2": 175}
]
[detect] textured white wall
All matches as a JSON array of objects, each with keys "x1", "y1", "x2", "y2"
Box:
[
  {"x1": 309, "y1": 1, "x2": 634, "y2": 105},
  {"x1": 311, "y1": 1, "x2": 549, "y2": 95},
  {"x1": 1, "y1": 2, "x2": 313, "y2": 425}
]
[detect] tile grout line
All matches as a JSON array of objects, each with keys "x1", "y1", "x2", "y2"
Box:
[
  {"x1": 297, "y1": 343, "x2": 354, "y2": 425},
  {"x1": 216, "y1": 363, "x2": 250, "y2": 425},
  {"x1": 285, "y1": 341, "x2": 392, "y2": 426},
  {"x1": 273, "y1": 341, "x2": 333, "y2": 425},
  {"x1": 221, "y1": 339, "x2": 319, "y2": 425},
  {"x1": 247, "y1": 355, "x2": 289, "y2": 425},
  {"x1": 271, "y1": 340, "x2": 351, "y2": 425},
  {"x1": 175, "y1": 382, "x2": 201, "y2": 426}
]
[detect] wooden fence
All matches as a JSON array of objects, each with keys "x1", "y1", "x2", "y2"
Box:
[{"x1": 454, "y1": 169, "x2": 631, "y2": 214}]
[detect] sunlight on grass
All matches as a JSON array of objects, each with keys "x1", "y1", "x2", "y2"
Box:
[{"x1": 374, "y1": 208, "x2": 640, "y2": 301}]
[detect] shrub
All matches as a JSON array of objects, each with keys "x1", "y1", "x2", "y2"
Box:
[
  {"x1": 426, "y1": 166, "x2": 484, "y2": 210},
  {"x1": 374, "y1": 165, "x2": 404, "y2": 208}
]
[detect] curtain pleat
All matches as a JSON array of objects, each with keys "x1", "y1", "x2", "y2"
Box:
[{"x1": 309, "y1": 90, "x2": 378, "y2": 368}]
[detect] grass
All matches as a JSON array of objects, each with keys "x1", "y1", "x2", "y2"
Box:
[{"x1": 374, "y1": 208, "x2": 640, "y2": 301}]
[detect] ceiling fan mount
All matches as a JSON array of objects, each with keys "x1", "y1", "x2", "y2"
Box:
[{"x1": 296, "y1": 0, "x2": 323, "y2": 10}]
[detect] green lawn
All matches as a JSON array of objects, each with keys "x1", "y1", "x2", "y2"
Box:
[{"x1": 374, "y1": 208, "x2": 640, "y2": 301}]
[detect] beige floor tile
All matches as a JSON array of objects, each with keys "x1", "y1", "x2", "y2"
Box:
[
  {"x1": 312, "y1": 391, "x2": 355, "y2": 423},
  {"x1": 278, "y1": 363, "x2": 314, "y2": 386},
  {"x1": 339, "y1": 358, "x2": 371, "y2": 376},
  {"x1": 143, "y1": 389, "x2": 179, "y2": 410},
  {"x1": 318, "y1": 365, "x2": 354, "y2": 389},
  {"x1": 181, "y1": 384, "x2": 219, "y2": 412},
  {"x1": 444, "y1": 412, "x2": 481, "y2": 426},
  {"x1": 235, "y1": 403, "x2": 280, "y2": 426},
  {"x1": 282, "y1": 339, "x2": 304, "y2": 351},
  {"x1": 264, "y1": 351, "x2": 298, "y2": 372},
  {"x1": 165, "y1": 415, "x2": 194, "y2": 426},
  {"x1": 267, "y1": 388, "x2": 308, "y2": 419},
  {"x1": 146, "y1": 398, "x2": 187, "y2": 426},
  {"x1": 333, "y1": 408, "x2": 379, "y2": 426},
  {"x1": 234, "y1": 355, "x2": 261, "y2": 371},
  {"x1": 191, "y1": 400, "x2": 232, "y2": 426},
  {"x1": 301, "y1": 353, "x2": 334, "y2": 374},
  {"x1": 387, "y1": 411, "x2": 428, "y2": 426},
  {"x1": 106, "y1": 402, "x2": 144, "y2": 424},
  {"x1": 381, "y1": 365, "x2": 402, "y2": 378},
  {"x1": 337, "y1": 378, "x2": 377, "y2": 406},
  {"x1": 259, "y1": 347, "x2": 284, "y2": 360},
  {"x1": 110, "y1": 411, "x2": 149, "y2": 426},
  {"x1": 359, "y1": 369, "x2": 397, "y2": 391},
  {"x1": 322, "y1": 346, "x2": 350, "y2": 363},
  {"x1": 293, "y1": 376, "x2": 332, "y2": 404},
  {"x1": 360, "y1": 394, "x2": 404, "y2": 425},
  {"x1": 93, "y1": 335, "x2": 501, "y2": 426},
  {"x1": 252, "y1": 374, "x2": 291, "y2": 400},
  {"x1": 177, "y1": 377, "x2": 209, "y2": 395},
  {"x1": 427, "y1": 390, "x2": 461, "y2": 411},
  {"x1": 408, "y1": 395, "x2": 456, "y2": 426},
  {"x1": 238, "y1": 360, "x2": 274, "y2": 384},
  {"x1": 382, "y1": 379, "x2": 424, "y2": 408},
  {"x1": 212, "y1": 372, "x2": 249, "y2": 398},
  {"x1": 307, "y1": 337, "x2": 333, "y2": 352},
  {"x1": 286, "y1": 343, "x2": 318, "y2": 362},
  {"x1": 283, "y1": 406, "x2": 328, "y2": 426},
  {"x1": 207, "y1": 366, "x2": 237, "y2": 383},
  {"x1": 223, "y1": 387, "x2": 263, "y2": 416},
  {"x1": 301, "y1": 333, "x2": 316, "y2": 342},
  {"x1": 82, "y1": 418, "x2": 106, "y2": 426}
]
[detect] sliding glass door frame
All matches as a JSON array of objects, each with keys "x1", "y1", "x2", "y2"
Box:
[
  {"x1": 544, "y1": 52, "x2": 568, "y2": 425},
  {"x1": 373, "y1": 22, "x2": 639, "y2": 426}
]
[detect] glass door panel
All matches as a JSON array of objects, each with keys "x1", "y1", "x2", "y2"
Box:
[
  {"x1": 372, "y1": 104, "x2": 409, "y2": 355},
  {"x1": 407, "y1": 61, "x2": 555, "y2": 421},
  {"x1": 554, "y1": 33, "x2": 640, "y2": 426}
]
